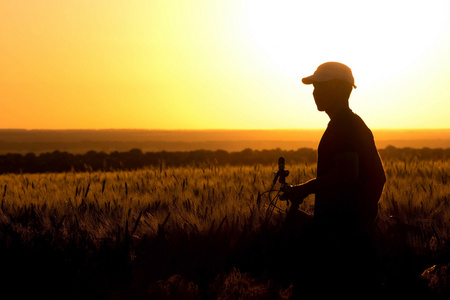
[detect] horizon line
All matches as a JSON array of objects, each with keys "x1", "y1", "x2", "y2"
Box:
[{"x1": 1, "y1": 128, "x2": 450, "y2": 131}]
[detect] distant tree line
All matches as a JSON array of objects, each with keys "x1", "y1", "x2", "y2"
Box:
[
  {"x1": 0, "y1": 146, "x2": 449, "y2": 174},
  {"x1": 0, "y1": 148, "x2": 317, "y2": 174}
]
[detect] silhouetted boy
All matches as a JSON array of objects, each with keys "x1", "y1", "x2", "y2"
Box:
[{"x1": 284, "y1": 62, "x2": 386, "y2": 296}]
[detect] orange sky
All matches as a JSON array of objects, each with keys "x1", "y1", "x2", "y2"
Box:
[{"x1": 1, "y1": 0, "x2": 450, "y2": 130}]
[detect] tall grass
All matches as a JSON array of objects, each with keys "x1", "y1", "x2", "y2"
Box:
[{"x1": 0, "y1": 158, "x2": 448, "y2": 298}]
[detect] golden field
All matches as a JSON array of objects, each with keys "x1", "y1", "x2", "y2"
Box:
[{"x1": 0, "y1": 155, "x2": 448, "y2": 298}]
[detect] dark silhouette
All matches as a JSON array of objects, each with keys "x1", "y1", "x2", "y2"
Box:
[{"x1": 283, "y1": 62, "x2": 386, "y2": 296}]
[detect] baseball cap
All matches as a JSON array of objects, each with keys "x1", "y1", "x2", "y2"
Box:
[{"x1": 302, "y1": 62, "x2": 356, "y2": 88}]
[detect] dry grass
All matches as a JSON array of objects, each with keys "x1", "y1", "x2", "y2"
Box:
[{"x1": 0, "y1": 158, "x2": 448, "y2": 298}]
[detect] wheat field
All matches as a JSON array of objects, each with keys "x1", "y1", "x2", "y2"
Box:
[{"x1": 0, "y1": 158, "x2": 448, "y2": 299}]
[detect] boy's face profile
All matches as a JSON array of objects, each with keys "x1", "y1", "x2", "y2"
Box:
[
  {"x1": 312, "y1": 81, "x2": 336, "y2": 112},
  {"x1": 312, "y1": 80, "x2": 351, "y2": 113}
]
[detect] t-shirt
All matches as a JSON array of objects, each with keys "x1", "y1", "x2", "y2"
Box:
[{"x1": 315, "y1": 108, "x2": 386, "y2": 230}]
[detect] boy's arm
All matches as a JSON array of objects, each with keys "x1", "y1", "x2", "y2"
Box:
[{"x1": 284, "y1": 151, "x2": 359, "y2": 207}]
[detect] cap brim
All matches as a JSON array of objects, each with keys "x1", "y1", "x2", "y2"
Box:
[
  {"x1": 302, "y1": 74, "x2": 356, "y2": 88},
  {"x1": 301, "y1": 76, "x2": 314, "y2": 85}
]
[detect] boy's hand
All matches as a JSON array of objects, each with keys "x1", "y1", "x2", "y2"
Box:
[{"x1": 280, "y1": 184, "x2": 310, "y2": 207}]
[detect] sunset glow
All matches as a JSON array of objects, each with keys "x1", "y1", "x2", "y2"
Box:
[{"x1": 1, "y1": 0, "x2": 449, "y2": 130}]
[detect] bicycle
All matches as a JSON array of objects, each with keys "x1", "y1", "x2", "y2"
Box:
[{"x1": 261, "y1": 156, "x2": 311, "y2": 225}]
